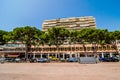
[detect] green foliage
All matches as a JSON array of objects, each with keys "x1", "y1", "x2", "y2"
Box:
[
  {"x1": 109, "y1": 30, "x2": 120, "y2": 41},
  {"x1": 47, "y1": 27, "x2": 70, "y2": 46},
  {"x1": 0, "y1": 30, "x2": 7, "y2": 44},
  {"x1": 3, "y1": 31, "x2": 14, "y2": 42},
  {"x1": 11, "y1": 26, "x2": 42, "y2": 46},
  {"x1": 0, "y1": 26, "x2": 120, "y2": 47},
  {"x1": 0, "y1": 26, "x2": 120, "y2": 58}
]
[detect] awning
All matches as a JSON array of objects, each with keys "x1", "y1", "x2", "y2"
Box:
[{"x1": 7, "y1": 54, "x2": 19, "y2": 57}]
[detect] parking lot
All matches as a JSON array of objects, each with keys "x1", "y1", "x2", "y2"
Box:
[{"x1": 0, "y1": 62, "x2": 120, "y2": 80}]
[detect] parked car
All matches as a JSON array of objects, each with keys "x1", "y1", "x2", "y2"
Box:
[
  {"x1": 49, "y1": 56, "x2": 59, "y2": 61},
  {"x1": 60, "y1": 58, "x2": 66, "y2": 62},
  {"x1": 111, "y1": 57, "x2": 119, "y2": 62},
  {"x1": 99, "y1": 57, "x2": 112, "y2": 62},
  {"x1": 99, "y1": 57, "x2": 104, "y2": 62},
  {"x1": 37, "y1": 58, "x2": 49, "y2": 63},
  {"x1": 5, "y1": 58, "x2": 15, "y2": 62},
  {"x1": 29, "y1": 58, "x2": 37, "y2": 63},
  {"x1": 15, "y1": 58, "x2": 21, "y2": 63},
  {"x1": 99, "y1": 57, "x2": 119, "y2": 62},
  {"x1": 0, "y1": 58, "x2": 5, "y2": 64},
  {"x1": 20, "y1": 58, "x2": 26, "y2": 62},
  {"x1": 67, "y1": 57, "x2": 78, "y2": 62}
]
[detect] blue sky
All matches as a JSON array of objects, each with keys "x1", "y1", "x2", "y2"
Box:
[{"x1": 0, "y1": 0, "x2": 120, "y2": 31}]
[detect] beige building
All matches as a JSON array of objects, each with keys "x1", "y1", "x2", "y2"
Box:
[
  {"x1": 0, "y1": 16, "x2": 119, "y2": 60},
  {"x1": 42, "y1": 16, "x2": 96, "y2": 32}
]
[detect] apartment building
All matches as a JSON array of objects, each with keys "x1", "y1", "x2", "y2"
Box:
[
  {"x1": 42, "y1": 16, "x2": 96, "y2": 32},
  {"x1": 0, "y1": 16, "x2": 119, "y2": 60}
]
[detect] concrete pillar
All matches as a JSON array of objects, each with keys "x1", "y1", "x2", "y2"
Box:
[
  {"x1": 48, "y1": 53, "x2": 49, "y2": 58},
  {"x1": 96, "y1": 54, "x2": 100, "y2": 63},
  {"x1": 78, "y1": 53, "x2": 80, "y2": 58},
  {"x1": 40, "y1": 54, "x2": 43, "y2": 58},
  {"x1": 70, "y1": 53, "x2": 72, "y2": 58},
  {"x1": 102, "y1": 52, "x2": 104, "y2": 58},
  {"x1": 63, "y1": 53, "x2": 65, "y2": 59},
  {"x1": 78, "y1": 53, "x2": 80, "y2": 57},
  {"x1": 79, "y1": 53, "x2": 81, "y2": 57},
  {"x1": 55, "y1": 53, "x2": 57, "y2": 58},
  {"x1": 75, "y1": 53, "x2": 77, "y2": 58},
  {"x1": 110, "y1": 53, "x2": 113, "y2": 57},
  {"x1": 33, "y1": 53, "x2": 35, "y2": 59}
]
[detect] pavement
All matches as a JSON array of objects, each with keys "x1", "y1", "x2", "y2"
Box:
[{"x1": 0, "y1": 62, "x2": 120, "y2": 80}]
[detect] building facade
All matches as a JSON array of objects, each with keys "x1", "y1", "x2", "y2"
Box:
[
  {"x1": 0, "y1": 16, "x2": 119, "y2": 60},
  {"x1": 0, "y1": 42, "x2": 119, "y2": 59},
  {"x1": 42, "y1": 16, "x2": 96, "y2": 32}
]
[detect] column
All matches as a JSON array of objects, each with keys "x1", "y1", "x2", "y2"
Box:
[
  {"x1": 75, "y1": 53, "x2": 77, "y2": 58},
  {"x1": 33, "y1": 53, "x2": 35, "y2": 59},
  {"x1": 70, "y1": 53, "x2": 72, "y2": 58},
  {"x1": 102, "y1": 52, "x2": 104, "y2": 58},
  {"x1": 48, "y1": 53, "x2": 49, "y2": 58},
  {"x1": 63, "y1": 53, "x2": 65, "y2": 59},
  {"x1": 40, "y1": 54, "x2": 43, "y2": 58},
  {"x1": 96, "y1": 54, "x2": 100, "y2": 63},
  {"x1": 78, "y1": 53, "x2": 80, "y2": 58},
  {"x1": 55, "y1": 53, "x2": 57, "y2": 58},
  {"x1": 110, "y1": 52, "x2": 113, "y2": 57},
  {"x1": 79, "y1": 53, "x2": 81, "y2": 57}
]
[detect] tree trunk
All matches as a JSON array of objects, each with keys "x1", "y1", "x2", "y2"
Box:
[
  {"x1": 83, "y1": 43, "x2": 87, "y2": 57},
  {"x1": 92, "y1": 43, "x2": 97, "y2": 58},
  {"x1": 56, "y1": 45, "x2": 60, "y2": 59},
  {"x1": 25, "y1": 44, "x2": 28, "y2": 61},
  {"x1": 41, "y1": 44, "x2": 44, "y2": 58}
]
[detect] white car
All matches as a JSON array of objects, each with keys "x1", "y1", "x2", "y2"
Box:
[{"x1": 15, "y1": 58, "x2": 21, "y2": 62}]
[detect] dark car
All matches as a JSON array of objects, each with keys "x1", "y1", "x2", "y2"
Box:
[
  {"x1": 105, "y1": 57, "x2": 113, "y2": 62},
  {"x1": 99, "y1": 57, "x2": 119, "y2": 62},
  {"x1": 18, "y1": 58, "x2": 25, "y2": 62},
  {"x1": 29, "y1": 58, "x2": 37, "y2": 63},
  {"x1": 67, "y1": 57, "x2": 78, "y2": 62},
  {"x1": 5, "y1": 58, "x2": 15, "y2": 62},
  {"x1": 111, "y1": 57, "x2": 119, "y2": 62},
  {"x1": 99, "y1": 57, "x2": 112, "y2": 62},
  {"x1": 99, "y1": 57, "x2": 105, "y2": 62}
]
